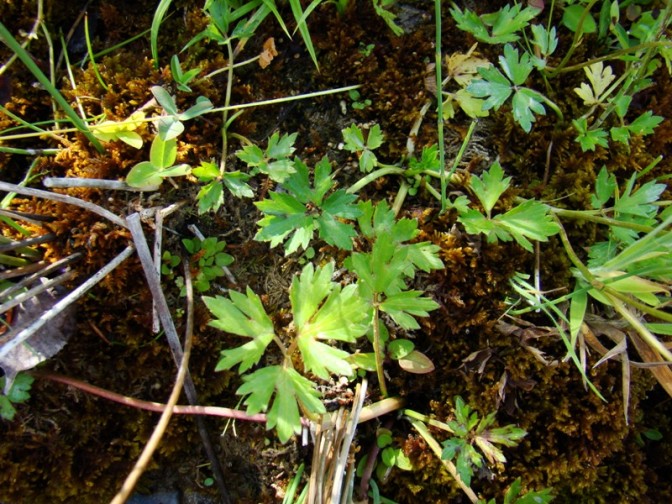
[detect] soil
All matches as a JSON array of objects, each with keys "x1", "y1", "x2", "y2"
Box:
[{"x1": 1, "y1": 1, "x2": 672, "y2": 503}]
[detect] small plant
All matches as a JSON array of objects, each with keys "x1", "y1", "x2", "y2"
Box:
[
  {"x1": 151, "y1": 85, "x2": 213, "y2": 141},
  {"x1": 182, "y1": 237, "x2": 234, "y2": 293},
  {"x1": 348, "y1": 89, "x2": 372, "y2": 110},
  {"x1": 357, "y1": 427, "x2": 413, "y2": 485},
  {"x1": 405, "y1": 399, "x2": 552, "y2": 503},
  {"x1": 440, "y1": 396, "x2": 526, "y2": 487},
  {"x1": 572, "y1": 62, "x2": 663, "y2": 151},
  {"x1": 126, "y1": 134, "x2": 191, "y2": 188},
  {"x1": 192, "y1": 160, "x2": 253, "y2": 215},
  {"x1": 170, "y1": 55, "x2": 201, "y2": 93},
  {"x1": 204, "y1": 262, "x2": 370, "y2": 442},
  {"x1": 0, "y1": 373, "x2": 34, "y2": 421},
  {"x1": 342, "y1": 123, "x2": 384, "y2": 173},
  {"x1": 467, "y1": 44, "x2": 563, "y2": 132},
  {"x1": 254, "y1": 156, "x2": 361, "y2": 255},
  {"x1": 345, "y1": 200, "x2": 443, "y2": 395},
  {"x1": 236, "y1": 131, "x2": 298, "y2": 183}
]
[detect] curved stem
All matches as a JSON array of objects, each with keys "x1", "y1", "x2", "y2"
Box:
[
  {"x1": 347, "y1": 166, "x2": 405, "y2": 194},
  {"x1": 551, "y1": 207, "x2": 656, "y2": 234},
  {"x1": 546, "y1": 0, "x2": 601, "y2": 78},
  {"x1": 546, "y1": 40, "x2": 672, "y2": 75}
]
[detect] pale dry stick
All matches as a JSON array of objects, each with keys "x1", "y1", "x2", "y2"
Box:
[
  {"x1": 187, "y1": 224, "x2": 237, "y2": 284},
  {"x1": 0, "y1": 269, "x2": 75, "y2": 318},
  {"x1": 333, "y1": 379, "x2": 367, "y2": 504},
  {"x1": 110, "y1": 250, "x2": 196, "y2": 504},
  {"x1": 152, "y1": 202, "x2": 187, "y2": 333},
  {"x1": 0, "y1": 181, "x2": 128, "y2": 229},
  {"x1": 126, "y1": 213, "x2": 231, "y2": 504},
  {"x1": 0, "y1": 253, "x2": 81, "y2": 299},
  {"x1": 43, "y1": 177, "x2": 159, "y2": 192},
  {"x1": 0, "y1": 245, "x2": 134, "y2": 360},
  {"x1": 0, "y1": 232, "x2": 56, "y2": 252}
]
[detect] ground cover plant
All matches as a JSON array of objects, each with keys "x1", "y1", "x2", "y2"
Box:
[{"x1": 1, "y1": 0, "x2": 672, "y2": 502}]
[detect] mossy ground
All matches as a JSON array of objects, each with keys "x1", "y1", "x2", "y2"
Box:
[{"x1": 1, "y1": 0, "x2": 672, "y2": 502}]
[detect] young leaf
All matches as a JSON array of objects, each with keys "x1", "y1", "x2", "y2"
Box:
[
  {"x1": 380, "y1": 290, "x2": 439, "y2": 330},
  {"x1": 236, "y1": 365, "x2": 325, "y2": 443},
  {"x1": 291, "y1": 263, "x2": 369, "y2": 379},
  {"x1": 511, "y1": 88, "x2": 546, "y2": 133},
  {"x1": 149, "y1": 135, "x2": 177, "y2": 169},
  {"x1": 591, "y1": 166, "x2": 617, "y2": 209},
  {"x1": 151, "y1": 85, "x2": 179, "y2": 115},
  {"x1": 494, "y1": 199, "x2": 561, "y2": 252},
  {"x1": 470, "y1": 160, "x2": 511, "y2": 217},
  {"x1": 237, "y1": 132, "x2": 297, "y2": 182},
  {"x1": 255, "y1": 157, "x2": 360, "y2": 254},
  {"x1": 126, "y1": 161, "x2": 162, "y2": 188},
  {"x1": 574, "y1": 62, "x2": 616, "y2": 106},
  {"x1": 204, "y1": 288, "x2": 276, "y2": 373},
  {"x1": 450, "y1": 3, "x2": 540, "y2": 44},
  {"x1": 341, "y1": 124, "x2": 383, "y2": 173},
  {"x1": 627, "y1": 111, "x2": 664, "y2": 136},
  {"x1": 573, "y1": 117, "x2": 608, "y2": 151}
]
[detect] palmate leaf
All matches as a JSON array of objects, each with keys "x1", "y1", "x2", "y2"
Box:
[
  {"x1": 470, "y1": 160, "x2": 511, "y2": 217},
  {"x1": 255, "y1": 157, "x2": 360, "y2": 254},
  {"x1": 458, "y1": 195, "x2": 559, "y2": 252},
  {"x1": 204, "y1": 287, "x2": 276, "y2": 373},
  {"x1": 449, "y1": 3, "x2": 540, "y2": 44},
  {"x1": 236, "y1": 365, "x2": 325, "y2": 443},
  {"x1": 291, "y1": 263, "x2": 369, "y2": 379},
  {"x1": 494, "y1": 199, "x2": 561, "y2": 252}
]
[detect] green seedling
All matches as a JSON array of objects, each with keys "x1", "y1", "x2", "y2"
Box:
[
  {"x1": 467, "y1": 44, "x2": 562, "y2": 132},
  {"x1": 236, "y1": 131, "x2": 298, "y2": 183},
  {"x1": 126, "y1": 135, "x2": 191, "y2": 188},
  {"x1": 406, "y1": 401, "x2": 549, "y2": 502},
  {"x1": 342, "y1": 123, "x2": 384, "y2": 173},
  {"x1": 0, "y1": 373, "x2": 34, "y2": 421},
  {"x1": 151, "y1": 85, "x2": 213, "y2": 141},
  {"x1": 440, "y1": 396, "x2": 527, "y2": 487},
  {"x1": 356, "y1": 427, "x2": 413, "y2": 486},
  {"x1": 358, "y1": 42, "x2": 375, "y2": 57},
  {"x1": 456, "y1": 161, "x2": 560, "y2": 252},
  {"x1": 170, "y1": 55, "x2": 201, "y2": 92},
  {"x1": 571, "y1": 62, "x2": 663, "y2": 151},
  {"x1": 92, "y1": 111, "x2": 145, "y2": 149},
  {"x1": 254, "y1": 156, "x2": 361, "y2": 255},
  {"x1": 348, "y1": 89, "x2": 372, "y2": 110},
  {"x1": 192, "y1": 160, "x2": 253, "y2": 214},
  {"x1": 182, "y1": 237, "x2": 234, "y2": 293},
  {"x1": 529, "y1": 24, "x2": 559, "y2": 70},
  {"x1": 204, "y1": 262, "x2": 370, "y2": 442}
]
